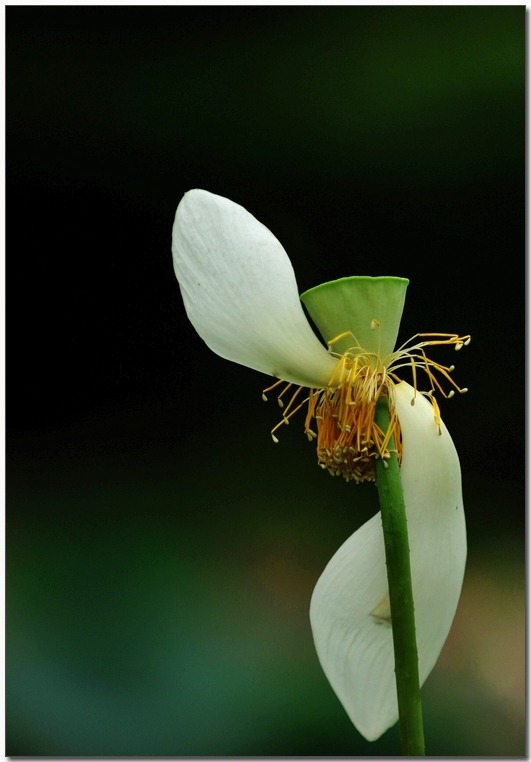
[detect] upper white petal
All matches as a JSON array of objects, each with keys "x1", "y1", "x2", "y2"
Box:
[
  {"x1": 309, "y1": 381, "x2": 467, "y2": 741},
  {"x1": 172, "y1": 190, "x2": 337, "y2": 388}
]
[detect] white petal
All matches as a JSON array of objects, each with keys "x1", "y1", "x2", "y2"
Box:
[
  {"x1": 172, "y1": 190, "x2": 337, "y2": 388},
  {"x1": 310, "y1": 381, "x2": 466, "y2": 741}
]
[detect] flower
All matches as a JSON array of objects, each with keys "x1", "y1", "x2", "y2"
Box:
[{"x1": 172, "y1": 189, "x2": 468, "y2": 742}]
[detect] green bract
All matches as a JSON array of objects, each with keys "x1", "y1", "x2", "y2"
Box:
[{"x1": 301, "y1": 276, "x2": 409, "y2": 359}]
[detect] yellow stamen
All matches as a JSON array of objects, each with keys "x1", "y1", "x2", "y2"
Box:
[
  {"x1": 262, "y1": 331, "x2": 470, "y2": 481},
  {"x1": 262, "y1": 379, "x2": 284, "y2": 402},
  {"x1": 371, "y1": 592, "x2": 392, "y2": 625}
]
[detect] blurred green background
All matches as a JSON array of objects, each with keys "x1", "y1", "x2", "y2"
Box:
[{"x1": 7, "y1": 6, "x2": 524, "y2": 756}]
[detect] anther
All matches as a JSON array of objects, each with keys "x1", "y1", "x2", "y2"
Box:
[
  {"x1": 447, "y1": 390, "x2": 455, "y2": 399},
  {"x1": 278, "y1": 398, "x2": 284, "y2": 408},
  {"x1": 459, "y1": 387, "x2": 468, "y2": 394},
  {"x1": 455, "y1": 342, "x2": 463, "y2": 351},
  {"x1": 271, "y1": 434, "x2": 279, "y2": 444},
  {"x1": 371, "y1": 319, "x2": 380, "y2": 330},
  {"x1": 410, "y1": 398, "x2": 415, "y2": 406},
  {"x1": 262, "y1": 393, "x2": 268, "y2": 402},
  {"x1": 464, "y1": 338, "x2": 471, "y2": 346},
  {"x1": 448, "y1": 365, "x2": 455, "y2": 372}
]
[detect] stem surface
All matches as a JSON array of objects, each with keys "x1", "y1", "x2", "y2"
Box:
[{"x1": 374, "y1": 396, "x2": 425, "y2": 756}]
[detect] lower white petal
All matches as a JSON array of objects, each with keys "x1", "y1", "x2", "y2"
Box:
[
  {"x1": 310, "y1": 381, "x2": 467, "y2": 741},
  {"x1": 172, "y1": 190, "x2": 337, "y2": 388}
]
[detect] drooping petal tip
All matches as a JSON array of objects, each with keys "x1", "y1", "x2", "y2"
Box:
[{"x1": 310, "y1": 381, "x2": 466, "y2": 741}]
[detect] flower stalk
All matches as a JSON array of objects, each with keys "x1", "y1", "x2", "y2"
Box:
[{"x1": 374, "y1": 395, "x2": 425, "y2": 756}]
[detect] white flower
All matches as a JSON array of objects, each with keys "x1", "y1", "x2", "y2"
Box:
[{"x1": 172, "y1": 189, "x2": 468, "y2": 742}]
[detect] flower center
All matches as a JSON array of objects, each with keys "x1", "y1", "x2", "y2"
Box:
[
  {"x1": 305, "y1": 353, "x2": 400, "y2": 483},
  {"x1": 263, "y1": 331, "x2": 470, "y2": 483}
]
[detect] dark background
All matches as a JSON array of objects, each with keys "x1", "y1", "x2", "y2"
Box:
[{"x1": 7, "y1": 6, "x2": 524, "y2": 756}]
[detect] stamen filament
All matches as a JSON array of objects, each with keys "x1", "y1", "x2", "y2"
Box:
[
  {"x1": 262, "y1": 378, "x2": 284, "y2": 401},
  {"x1": 277, "y1": 382, "x2": 293, "y2": 408},
  {"x1": 281, "y1": 385, "x2": 303, "y2": 416}
]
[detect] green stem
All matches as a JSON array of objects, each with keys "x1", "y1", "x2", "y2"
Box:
[{"x1": 374, "y1": 396, "x2": 425, "y2": 756}]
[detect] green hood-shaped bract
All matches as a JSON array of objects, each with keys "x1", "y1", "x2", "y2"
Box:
[{"x1": 301, "y1": 276, "x2": 409, "y2": 360}]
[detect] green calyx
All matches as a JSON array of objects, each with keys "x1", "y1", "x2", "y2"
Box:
[{"x1": 300, "y1": 276, "x2": 409, "y2": 360}]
